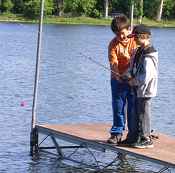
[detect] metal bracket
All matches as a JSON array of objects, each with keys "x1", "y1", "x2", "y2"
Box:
[
  {"x1": 51, "y1": 136, "x2": 64, "y2": 158},
  {"x1": 36, "y1": 134, "x2": 123, "y2": 171},
  {"x1": 30, "y1": 128, "x2": 39, "y2": 156},
  {"x1": 157, "y1": 166, "x2": 171, "y2": 173}
]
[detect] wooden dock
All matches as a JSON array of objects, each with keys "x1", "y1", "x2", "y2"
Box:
[{"x1": 34, "y1": 123, "x2": 175, "y2": 171}]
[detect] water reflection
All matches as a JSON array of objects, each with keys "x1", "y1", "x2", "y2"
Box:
[{"x1": 28, "y1": 152, "x2": 162, "y2": 173}]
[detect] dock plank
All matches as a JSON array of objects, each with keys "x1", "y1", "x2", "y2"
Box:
[{"x1": 37, "y1": 123, "x2": 175, "y2": 168}]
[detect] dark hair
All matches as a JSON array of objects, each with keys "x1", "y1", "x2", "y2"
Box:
[{"x1": 111, "y1": 14, "x2": 129, "y2": 34}]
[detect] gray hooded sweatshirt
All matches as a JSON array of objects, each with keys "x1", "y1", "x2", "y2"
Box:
[{"x1": 132, "y1": 46, "x2": 158, "y2": 98}]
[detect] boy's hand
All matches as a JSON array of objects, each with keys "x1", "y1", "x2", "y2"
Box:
[
  {"x1": 128, "y1": 78, "x2": 136, "y2": 86},
  {"x1": 120, "y1": 69, "x2": 132, "y2": 82}
]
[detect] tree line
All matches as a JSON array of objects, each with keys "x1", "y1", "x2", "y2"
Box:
[{"x1": 0, "y1": 0, "x2": 175, "y2": 20}]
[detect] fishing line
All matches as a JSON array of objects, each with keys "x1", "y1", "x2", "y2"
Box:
[{"x1": 79, "y1": 52, "x2": 121, "y2": 78}]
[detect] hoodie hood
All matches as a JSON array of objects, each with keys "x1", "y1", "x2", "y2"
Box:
[
  {"x1": 144, "y1": 46, "x2": 158, "y2": 71},
  {"x1": 143, "y1": 46, "x2": 157, "y2": 54}
]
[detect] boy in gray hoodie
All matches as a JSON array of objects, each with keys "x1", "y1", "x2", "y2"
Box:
[{"x1": 128, "y1": 25, "x2": 158, "y2": 148}]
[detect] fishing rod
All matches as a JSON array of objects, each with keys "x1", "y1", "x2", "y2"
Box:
[{"x1": 79, "y1": 52, "x2": 122, "y2": 78}]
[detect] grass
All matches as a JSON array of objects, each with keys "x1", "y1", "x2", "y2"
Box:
[
  {"x1": 139, "y1": 17, "x2": 175, "y2": 28},
  {"x1": 44, "y1": 16, "x2": 111, "y2": 25},
  {"x1": 0, "y1": 13, "x2": 175, "y2": 27},
  {"x1": 0, "y1": 13, "x2": 38, "y2": 23}
]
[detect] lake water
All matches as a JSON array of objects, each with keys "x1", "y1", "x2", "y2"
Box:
[{"x1": 0, "y1": 22, "x2": 175, "y2": 172}]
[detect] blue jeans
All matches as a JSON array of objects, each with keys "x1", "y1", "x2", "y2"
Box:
[{"x1": 110, "y1": 79, "x2": 138, "y2": 141}]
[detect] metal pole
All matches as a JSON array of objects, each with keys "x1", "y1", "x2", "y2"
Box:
[
  {"x1": 31, "y1": 0, "x2": 45, "y2": 130},
  {"x1": 30, "y1": 0, "x2": 45, "y2": 156},
  {"x1": 130, "y1": 0, "x2": 134, "y2": 30}
]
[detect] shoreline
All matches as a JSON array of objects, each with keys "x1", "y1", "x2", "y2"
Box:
[{"x1": 0, "y1": 15, "x2": 175, "y2": 28}]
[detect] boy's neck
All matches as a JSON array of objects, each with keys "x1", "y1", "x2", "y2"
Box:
[{"x1": 141, "y1": 40, "x2": 150, "y2": 49}]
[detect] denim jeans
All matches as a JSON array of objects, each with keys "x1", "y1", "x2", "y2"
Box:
[{"x1": 110, "y1": 79, "x2": 139, "y2": 141}]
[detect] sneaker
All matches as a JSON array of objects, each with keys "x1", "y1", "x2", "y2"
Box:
[
  {"x1": 119, "y1": 138, "x2": 136, "y2": 146},
  {"x1": 131, "y1": 138, "x2": 154, "y2": 149},
  {"x1": 107, "y1": 134, "x2": 122, "y2": 145}
]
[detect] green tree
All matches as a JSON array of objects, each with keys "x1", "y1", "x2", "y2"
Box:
[
  {"x1": 1, "y1": 0, "x2": 14, "y2": 13},
  {"x1": 162, "y1": 0, "x2": 175, "y2": 19},
  {"x1": 63, "y1": 0, "x2": 99, "y2": 17},
  {"x1": 12, "y1": 0, "x2": 24, "y2": 13},
  {"x1": 136, "y1": 0, "x2": 143, "y2": 23},
  {"x1": 111, "y1": 0, "x2": 130, "y2": 17},
  {"x1": 63, "y1": 0, "x2": 80, "y2": 15},
  {"x1": 144, "y1": 0, "x2": 159, "y2": 19},
  {"x1": 53, "y1": 0, "x2": 63, "y2": 16},
  {"x1": 0, "y1": 0, "x2": 174, "y2": 20},
  {"x1": 82, "y1": 0, "x2": 99, "y2": 17},
  {"x1": 94, "y1": 0, "x2": 104, "y2": 17},
  {"x1": 23, "y1": 0, "x2": 54, "y2": 18}
]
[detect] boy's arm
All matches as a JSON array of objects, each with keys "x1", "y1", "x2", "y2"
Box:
[
  {"x1": 108, "y1": 40, "x2": 121, "y2": 80},
  {"x1": 108, "y1": 40, "x2": 118, "y2": 66}
]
